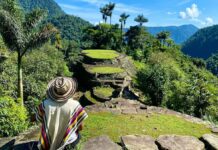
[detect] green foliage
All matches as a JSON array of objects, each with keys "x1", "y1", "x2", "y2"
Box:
[
  {"x1": 0, "y1": 96, "x2": 28, "y2": 137},
  {"x1": 134, "y1": 14, "x2": 148, "y2": 26},
  {"x1": 126, "y1": 26, "x2": 156, "y2": 60},
  {"x1": 82, "y1": 49, "x2": 119, "y2": 60},
  {"x1": 47, "y1": 14, "x2": 91, "y2": 41},
  {"x1": 84, "y1": 24, "x2": 122, "y2": 50},
  {"x1": 18, "y1": 0, "x2": 64, "y2": 18},
  {"x1": 182, "y1": 25, "x2": 218, "y2": 59},
  {"x1": 207, "y1": 53, "x2": 218, "y2": 76},
  {"x1": 23, "y1": 43, "x2": 72, "y2": 109}
]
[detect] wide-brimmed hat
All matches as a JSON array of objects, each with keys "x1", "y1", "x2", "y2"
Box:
[{"x1": 46, "y1": 77, "x2": 77, "y2": 102}]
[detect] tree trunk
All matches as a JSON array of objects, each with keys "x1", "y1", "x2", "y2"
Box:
[
  {"x1": 110, "y1": 16, "x2": 112, "y2": 25},
  {"x1": 121, "y1": 22, "x2": 123, "y2": 43},
  {"x1": 18, "y1": 53, "x2": 24, "y2": 106}
]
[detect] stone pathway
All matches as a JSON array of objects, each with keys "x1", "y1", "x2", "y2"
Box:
[{"x1": 1, "y1": 98, "x2": 218, "y2": 150}]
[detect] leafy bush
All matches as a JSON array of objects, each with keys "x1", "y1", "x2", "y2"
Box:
[{"x1": 0, "y1": 96, "x2": 28, "y2": 137}]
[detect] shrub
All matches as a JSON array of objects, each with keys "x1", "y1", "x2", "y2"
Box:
[{"x1": 0, "y1": 97, "x2": 28, "y2": 137}]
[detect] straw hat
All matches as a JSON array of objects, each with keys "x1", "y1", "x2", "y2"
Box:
[{"x1": 46, "y1": 77, "x2": 77, "y2": 102}]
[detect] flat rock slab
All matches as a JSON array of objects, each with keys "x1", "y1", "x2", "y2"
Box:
[
  {"x1": 121, "y1": 135, "x2": 158, "y2": 150},
  {"x1": 212, "y1": 127, "x2": 218, "y2": 134},
  {"x1": 82, "y1": 136, "x2": 121, "y2": 150},
  {"x1": 156, "y1": 135, "x2": 205, "y2": 150},
  {"x1": 202, "y1": 134, "x2": 218, "y2": 150}
]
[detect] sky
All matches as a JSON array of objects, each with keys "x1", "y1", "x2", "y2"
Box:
[{"x1": 54, "y1": 0, "x2": 218, "y2": 28}]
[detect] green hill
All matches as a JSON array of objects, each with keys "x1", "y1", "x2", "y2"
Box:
[
  {"x1": 18, "y1": 0, "x2": 64, "y2": 17},
  {"x1": 46, "y1": 14, "x2": 91, "y2": 41},
  {"x1": 182, "y1": 25, "x2": 218, "y2": 59},
  {"x1": 148, "y1": 24, "x2": 198, "y2": 44},
  {"x1": 18, "y1": 0, "x2": 92, "y2": 41}
]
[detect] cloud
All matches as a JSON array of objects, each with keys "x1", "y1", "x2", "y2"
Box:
[
  {"x1": 167, "y1": 12, "x2": 176, "y2": 15},
  {"x1": 206, "y1": 17, "x2": 214, "y2": 25},
  {"x1": 179, "y1": 3, "x2": 200, "y2": 19},
  {"x1": 179, "y1": 12, "x2": 186, "y2": 19}
]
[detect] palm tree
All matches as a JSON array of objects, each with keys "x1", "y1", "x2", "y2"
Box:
[
  {"x1": 156, "y1": 31, "x2": 171, "y2": 47},
  {"x1": 106, "y1": 2, "x2": 116, "y2": 25},
  {"x1": 134, "y1": 14, "x2": 148, "y2": 26},
  {"x1": 0, "y1": 0, "x2": 57, "y2": 105},
  {"x1": 100, "y1": 6, "x2": 108, "y2": 23},
  {"x1": 119, "y1": 13, "x2": 130, "y2": 43}
]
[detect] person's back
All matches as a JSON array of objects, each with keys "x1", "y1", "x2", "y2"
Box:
[{"x1": 35, "y1": 77, "x2": 88, "y2": 150}]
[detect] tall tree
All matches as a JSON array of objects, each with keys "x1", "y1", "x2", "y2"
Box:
[
  {"x1": 106, "y1": 2, "x2": 116, "y2": 25},
  {"x1": 119, "y1": 13, "x2": 130, "y2": 43},
  {"x1": 100, "y1": 6, "x2": 108, "y2": 23},
  {"x1": 134, "y1": 14, "x2": 148, "y2": 26},
  {"x1": 0, "y1": 0, "x2": 57, "y2": 105},
  {"x1": 156, "y1": 31, "x2": 170, "y2": 48}
]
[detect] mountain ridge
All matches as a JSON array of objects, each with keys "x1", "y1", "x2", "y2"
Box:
[
  {"x1": 182, "y1": 25, "x2": 218, "y2": 59},
  {"x1": 147, "y1": 24, "x2": 198, "y2": 44}
]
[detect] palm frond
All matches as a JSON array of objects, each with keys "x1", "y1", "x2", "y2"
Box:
[
  {"x1": 22, "y1": 24, "x2": 58, "y2": 56},
  {"x1": 23, "y1": 9, "x2": 47, "y2": 31},
  {"x1": 0, "y1": 9, "x2": 26, "y2": 51}
]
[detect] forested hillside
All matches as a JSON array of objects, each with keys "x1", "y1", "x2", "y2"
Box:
[
  {"x1": 182, "y1": 25, "x2": 218, "y2": 59},
  {"x1": 148, "y1": 24, "x2": 198, "y2": 44},
  {"x1": 46, "y1": 15, "x2": 91, "y2": 41},
  {"x1": 18, "y1": 0, "x2": 92, "y2": 41},
  {"x1": 18, "y1": 0, "x2": 64, "y2": 17}
]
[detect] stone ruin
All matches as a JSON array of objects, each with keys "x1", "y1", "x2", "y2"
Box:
[{"x1": 78, "y1": 49, "x2": 137, "y2": 105}]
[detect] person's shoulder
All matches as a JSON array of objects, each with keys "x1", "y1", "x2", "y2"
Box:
[{"x1": 67, "y1": 99, "x2": 80, "y2": 106}]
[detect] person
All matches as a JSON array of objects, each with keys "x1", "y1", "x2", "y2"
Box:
[{"x1": 34, "y1": 77, "x2": 88, "y2": 150}]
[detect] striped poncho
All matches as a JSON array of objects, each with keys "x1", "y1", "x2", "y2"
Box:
[{"x1": 35, "y1": 98, "x2": 88, "y2": 150}]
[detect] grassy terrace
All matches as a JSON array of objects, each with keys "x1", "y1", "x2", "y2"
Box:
[
  {"x1": 79, "y1": 112, "x2": 211, "y2": 146},
  {"x1": 87, "y1": 66, "x2": 124, "y2": 74},
  {"x1": 84, "y1": 91, "x2": 100, "y2": 104},
  {"x1": 82, "y1": 49, "x2": 119, "y2": 60},
  {"x1": 93, "y1": 87, "x2": 114, "y2": 98}
]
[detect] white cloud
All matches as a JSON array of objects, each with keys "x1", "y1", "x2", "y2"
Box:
[
  {"x1": 179, "y1": 3, "x2": 200, "y2": 19},
  {"x1": 206, "y1": 17, "x2": 214, "y2": 25},
  {"x1": 186, "y1": 3, "x2": 200, "y2": 19},
  {"x1": 179, "y1": 11, "x2": 186, "y2": 19}
]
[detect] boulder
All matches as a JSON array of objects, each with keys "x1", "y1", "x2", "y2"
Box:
[
  {"x1": 121, "y1": 135, "x2": 158, "y2": 150},
  {"x1": 82, "y1": 136, "x2": 121, "y2": 150},
  {"x1": 156, "y1": 135, "x2": 205, "y2": 150},
  {"x1": 201, "y1": 134, "x2": 218, "y2": 150},
  {"x1": 212, "y1": 127, "x2": 218, "y2": 134}
]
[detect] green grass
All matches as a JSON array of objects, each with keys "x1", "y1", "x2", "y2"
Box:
[
  {"x1": 82, "y1": 49, "x2": 119, "y2": 60},
  {"x1": 84, "y1": 91, "x2": 100, "y2": 104},
  {"x1": 93, "y1": 87, "x2": 114, "y2": 98},
  {"x1": 80, "y1": 112, "x2": 211, "y2": 143},
  {"x1": 88, "y1": 66, "x2": 124, "y2": 74}
]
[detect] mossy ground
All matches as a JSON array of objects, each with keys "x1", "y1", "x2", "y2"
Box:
[
  {"x1": 84, "y1": 91, "x2": 100, "y2": 104},
  {"x1": 88, "y1": 66, "x2": 124, "y2": 74},
  {"x1": 79, "y1": 112, "x2": 211, "y2": 145},
  {"x1": 82, "y1": 49, "x2": 119, "y2": 60},
  {"x1": 93, "y1": 87, "x2": 114, "y2": 98}
]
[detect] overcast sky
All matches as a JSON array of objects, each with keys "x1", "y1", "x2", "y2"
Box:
[{"x1": 54, "y1": 0, "x2": 217, "y2": 28}]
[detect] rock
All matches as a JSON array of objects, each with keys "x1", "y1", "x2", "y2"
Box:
[
  {"x1": 121, "y1": 135, "x2": 158, "y2": 150},
  {"x1": 212, "y1": 127, "x2": 218, "y2": 134},
  {"x1": 156, "y1": 135, "x2": 205, "y2": 150},
  {"x1": 82, "y1": 136, "x2": 121, "y2": 150},
  {"x1": 201, "y1": 134, "x2": 218, "y2": 150},
  {"x1": 121, "y1": 108, "x2": 137, "y2": 115}
]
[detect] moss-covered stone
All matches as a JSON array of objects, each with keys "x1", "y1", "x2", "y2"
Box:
[
  {"x1": 82, "y1": 50, "x2": 119, "y2": 60},
  {"x1": 93, "y1": 87, "x2": 115, "y2": 100}
]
